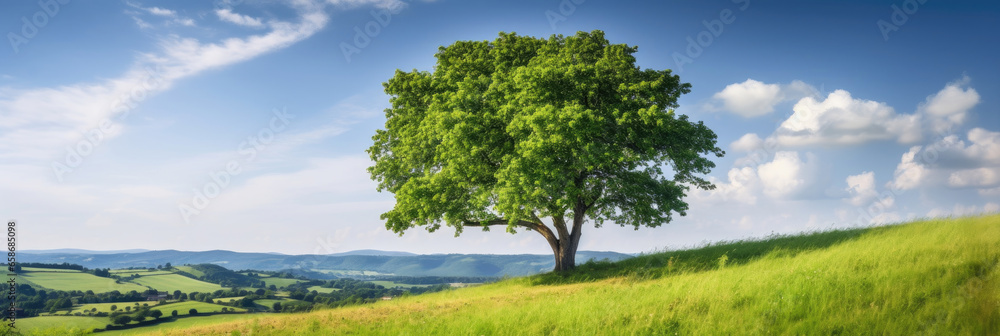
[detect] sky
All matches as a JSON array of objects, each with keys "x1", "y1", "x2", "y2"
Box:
[{"x1": 1, "y1": 0, "x2": 998, "y2": 255}]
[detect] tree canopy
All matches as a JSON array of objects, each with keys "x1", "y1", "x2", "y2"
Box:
[{"x1": 368, "y1": 30, "x2": 723, "y2": 271}]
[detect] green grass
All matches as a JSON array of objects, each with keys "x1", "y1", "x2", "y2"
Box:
[
  {"x1": 99, "y1": 314, "x2": 254, "y2": 336},
  {"x1": 129, "y1": 274, "x2": 224, "y2": 293},
  {"x1": 260, "y1": 277, "x2": 303, "y2": 288},
  {"x1": 253, "y1": 298, "x2": 303, "y2": 308},
  {"x1": 172, "y1": 266, "x2": 204, "y2": 277},
  {"x1": 307, "y1": 286, "x2": 339, "y2": 293},
  {"x1": 124, "y1": 215, "x2": 1000, "y2": 335},
  {"x1": 110, "y1": 269, "x2": 173, "y2": 276},
  {"x1": 13, "y1": 315, "x2": 107, "y2": 333},
  {"x1": 213, "y1": 296, "x2": 245, "y2": 304},
  {"x1": 18, "y1": 270, "x2": 148, "y2": 293},
  {"x1": 42, "y1": 301, "x2": 161, "y2": 315},
  {"x1": 367, "y1": 280, "x2": 432, "y2": 288},
  {"x1": 20, "y1": 267, "x2": 82, "y2": 273},
  {"x1": 153, "y1": 301, "x2": 246, "y2": 316}
]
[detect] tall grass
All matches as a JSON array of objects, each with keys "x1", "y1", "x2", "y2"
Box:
[{"x1": 17, "y1": 215, "x2": 998, "y2": 335}]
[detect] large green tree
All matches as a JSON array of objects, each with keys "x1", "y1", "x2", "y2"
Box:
[{"x1": 368, "y1": 30, "x2": 723, "y2": 271}]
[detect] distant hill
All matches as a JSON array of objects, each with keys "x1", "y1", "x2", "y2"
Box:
[
  {"x1": 18, "y1": 249, "x2": 633, "y2": 277},
  {"x1": 328, "y1": 249, "x2": 418, "y2": 257},
  {"x1": 19, "y1": 248, "x2": 151, "y2": 254}
]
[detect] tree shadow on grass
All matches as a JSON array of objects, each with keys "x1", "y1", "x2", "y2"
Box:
[{"x1": 526, "y1": 225, "x2": 889, "y2": 286}]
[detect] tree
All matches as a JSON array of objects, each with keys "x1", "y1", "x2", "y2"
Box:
[
  {"x1": 272, "y1": 302, "x2": 282, "y2": 312},
  {"x1": 125, "y1": 306, "x2": 130, "y2": 312},
  {"x1": 110, "y1": 304, "x2": 117, "y2": 312},
  {"x1": 150, "y1": 309, "x2": 163, "y2": 319},
  {"x1": 368, "y1": 30, "x2": 723, "y2": 271},
  {"x1": 171, "y1": 310, "x2": 178, "y2": 317},
  {"x1": 188, "y1": 308, "x2": 198, "y2": 315},
  {"x1": 113, "y1": 315, "x2": 132, "y2": 325}
]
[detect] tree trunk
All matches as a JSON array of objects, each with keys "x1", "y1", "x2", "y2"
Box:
[
  {"x1": 553, "y1": 239, "x2": 579, "y2": 272},
  {"x1": 548, "y1": 224, "x2": 581, "y2": 272}
]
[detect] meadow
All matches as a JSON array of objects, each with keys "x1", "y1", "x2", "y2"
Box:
[
  {"x1": 18, "y1": 270, "x2": 148, "y2": 293},
  {"x1": 129, "y1": 274, "x2": 224, "y2": 293},
  {"x1": 43, "y1": 301, "x2": 160, "y2": 315},
  {"x1": 153, "y1": 301, "x2": 246, "y2": 316},
  {"x1": 123, "y1": 214, "x2": 1000, "y2": 335},
  {"x1": 259, "y1": 277, "x2": 304, "y2": 289},
  {"x1": 173, "y1": 266, "x2": 205, "y2": 277},
  {"x1": 306, "y1": 286, "x2": 339, "y2": 293},
  {"x1": 13, "y1": 316, "x2": 108, "y2": 334}
]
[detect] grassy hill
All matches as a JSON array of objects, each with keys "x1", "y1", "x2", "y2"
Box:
[
  {"x1": 17, "y1": 268, "x2": 148, "y2": 293},
  {"x1": 129, "y1": 274, "x2": 224, "y2": 293},
  {"x1": 106, "y1": 214, "x2": 999, "y2": 335}
]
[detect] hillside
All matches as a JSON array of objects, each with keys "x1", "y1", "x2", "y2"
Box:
[
  {"x1": 18, "y1": 250, "x2": 633, "y2": 277},
  {"x1": 113, "y1": 214, "x2": 998, "y2": 335}
]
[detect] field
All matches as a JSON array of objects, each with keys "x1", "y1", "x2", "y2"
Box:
[
  {"x1": 20, "y1": 267, "x2": 81, "y2": 273},
  {"x1": 42, "y1": 301, "x2": 161, "y2": 315},
  {"x1": 307, "y1": 286, "x2": 339, "y2": 293},
  {"x1": 101, "y1": 314, "x2": 253, "y2": 336},
  {"x1": 122, "y1": 215, "x2": 999, "y2": 335},
  {"x1": 213, "y1": 296, "x2": 244, "y2": 304},
  {"x1": 173, "y1": 266, "x2": 205, "y2": 277},
  {"x1": 368, "y1": 280, "x2": 432, "y2": 288},
  {"x1": 253, "y1": 298, "x2": 304, "y2": 308},
  {"x1": 18, "y1": 270, "x2": 148, "y2": 293},
  {"x1": 110, "y1": 269, "x2": 174, "y2": 276},
  {"x1": 260, "y1": 277, "x2": 304, "y2": 288},
  {"x1": 13, "y1": 316, "x2": 107, "y2": 333},
  {"x1": 154, "y1": 301, "x2": 246, "y2": 316},
  {"x1": 130, "y1": 274, "x2": 224, "y2": 293}
]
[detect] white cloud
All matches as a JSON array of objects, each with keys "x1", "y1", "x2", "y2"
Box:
[
  {"x1": 216, "y1": 9, "x2": 265, "y2": 28},
  {"x1": 730, "y1": 133, "x2": 763, "y2": 152},
  {"x1": 986, "y1": 203, "x2": 1000, "y2": 213},
  {"x1": 706, "y1": 79, "x2": 817, "y2": 117},
  {"x1": 172, "y1": 18, "x2": 196, "y2": 27},
  {"x1": 889, "y1": 146, "x2": 926, "y2": 190},
  {"x1": 845, "y1": 171, "x2": 877, "y2": 206},
  {"x1": 770, "y1": 90, "x2": 921, "y2": 146},
  {"x1": 146, "y1": 7, "x2": 177, "y2": 17},
  {"x1": 918, "y1": 76, "x2": 980, "y2": 134},
  {"x1": 888, "y1": 128, "x2": 1000, "y2": 191},
  {"x1": 766, "y1": 78, "x2": 979, "y2": 148},
  {"x1": 693, "y1": 166, "x2": 761, "y2": 205},
  {"x1": 132, "y1": 16, "x2": 153, "y2": 29},
  {"x1": 710, "y1": 79, "x2": 783, "y2": 117},
  {"x1": 0, "y1": 8, "x2": 328, "y2": 164},
  {"x1": 925, "y1": 203, "x2": 995, "y2": 218},
  {"x1": 758, "y1": 151, "x2": 818, "y2": 198},
  {"x1": 948, "y1": 167, "x2": 1000, "y2": 188}
]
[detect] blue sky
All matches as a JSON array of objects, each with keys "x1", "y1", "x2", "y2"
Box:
[{"x1": 1, "y1": 0, "x2": 998, "y2": 255}]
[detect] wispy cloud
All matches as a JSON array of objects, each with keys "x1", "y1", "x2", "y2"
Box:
[{"x1": 216, "y1": 8, "x2": 265, "y2": 28}]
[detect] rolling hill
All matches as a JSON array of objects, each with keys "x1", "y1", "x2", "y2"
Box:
[
  {"x1": 18, "y1": 250, "x2": 633, "y2": 277},
  {"x1": 98, "y1": 214, "x2": 999, "y2": 335}
]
